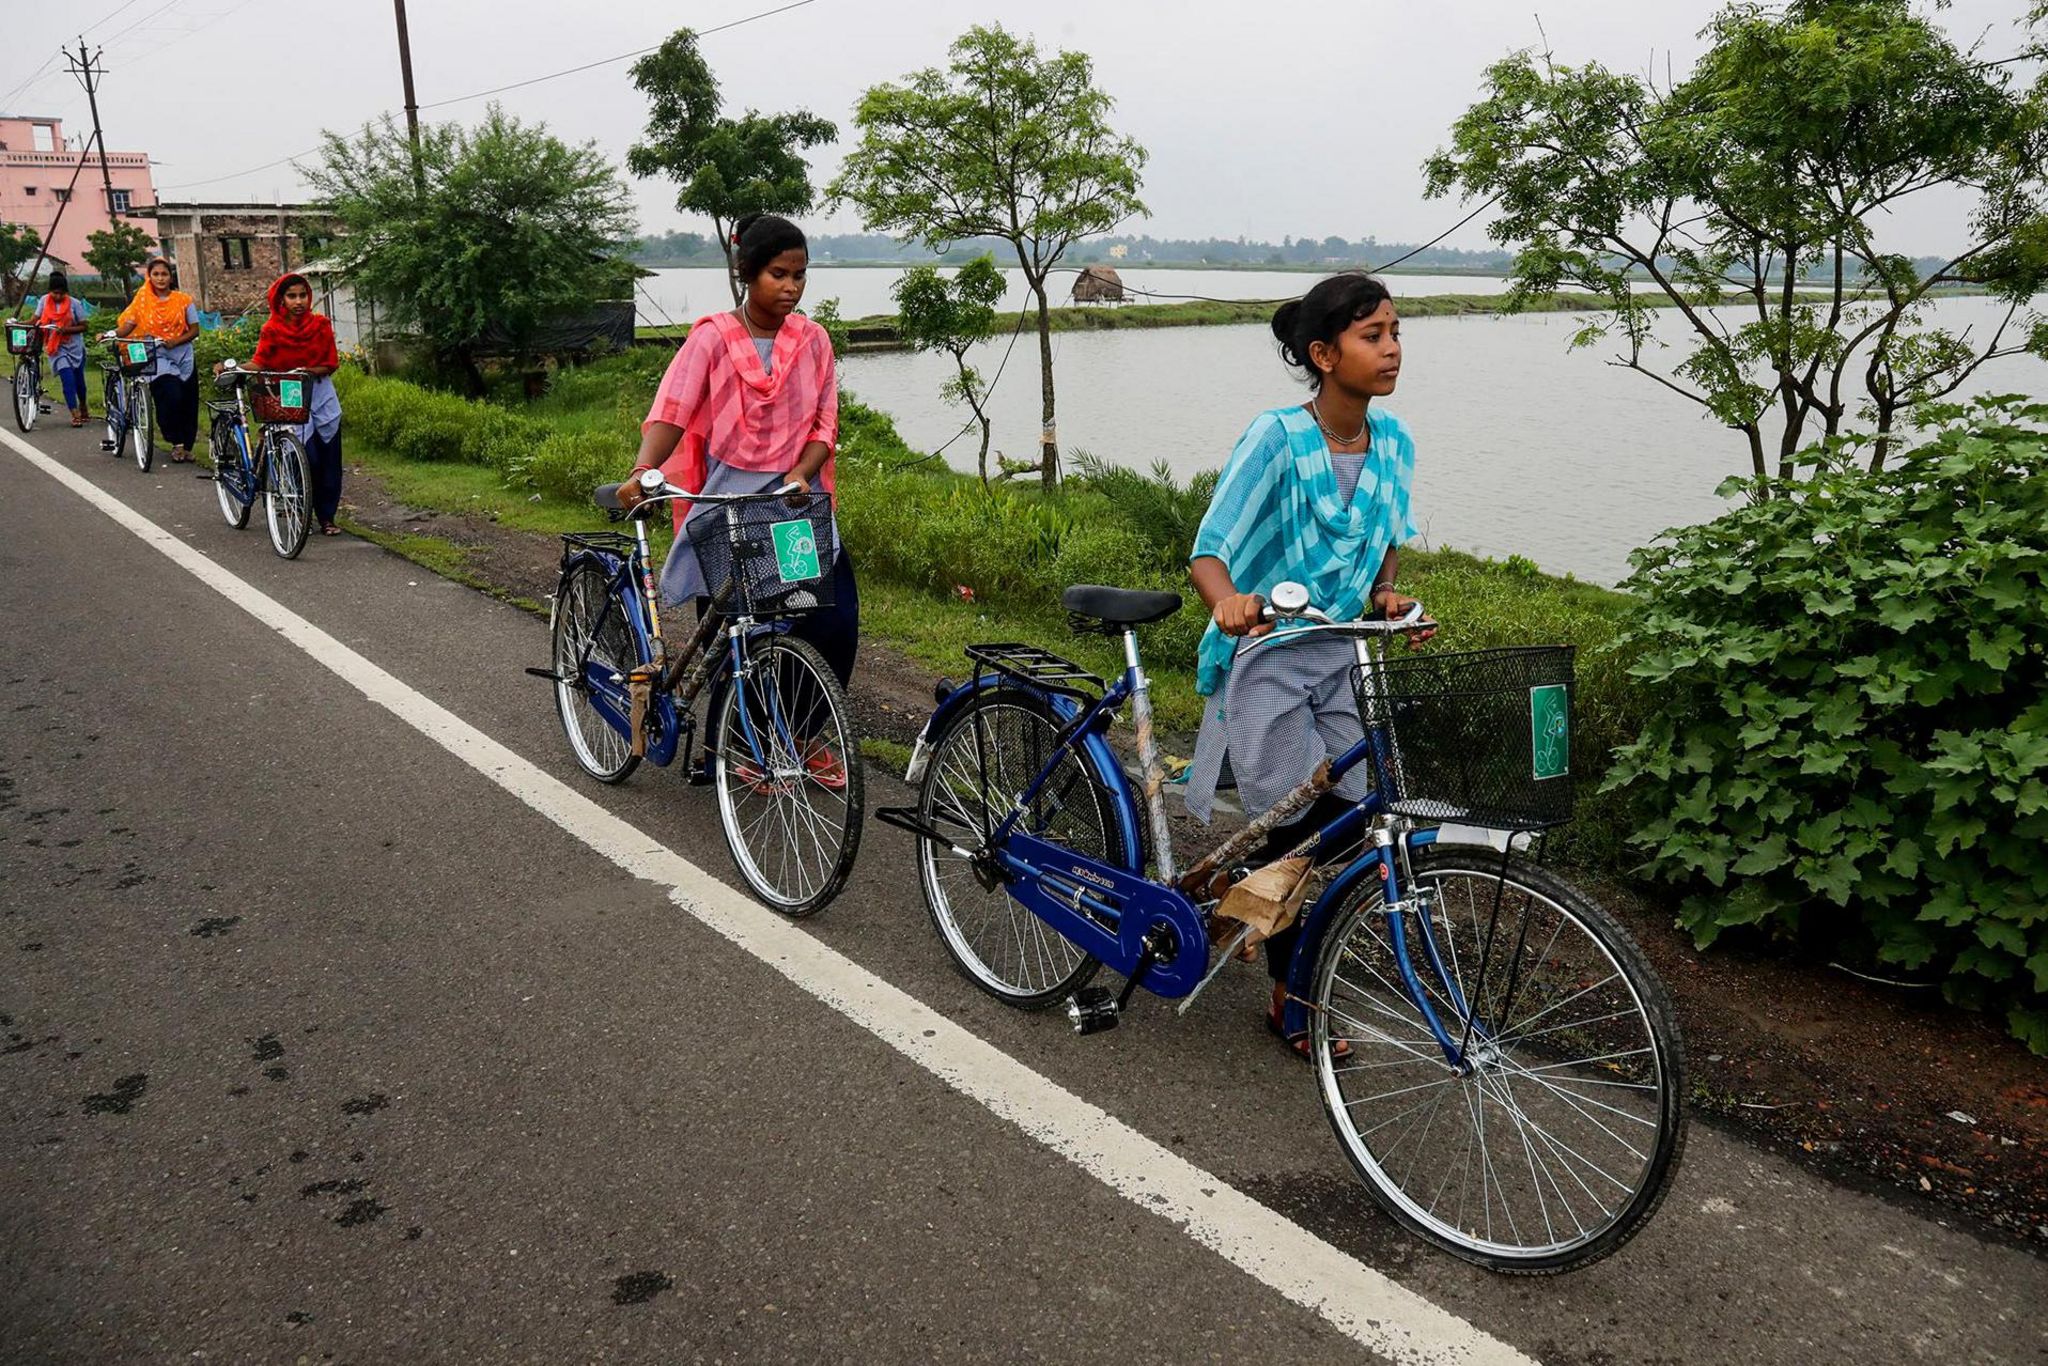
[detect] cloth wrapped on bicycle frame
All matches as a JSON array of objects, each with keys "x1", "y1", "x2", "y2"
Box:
[
  {"x1": 5, "y1": 323, "x2": 38, "y2": 357},
  {"x1": 1214, "y1": 854, "x2": 1314, "y2": 945},
  {"x1": 1352, "y1": 645, "x2": 1576, "y2": 831},
  {"x1": 686, "y1": 492, "x2": 837, "y2": 618}
]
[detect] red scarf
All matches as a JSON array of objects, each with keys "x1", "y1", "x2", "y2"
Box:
[
  {"x1": 250, "y1": 273, "x2": 338, "y2": 372},
  {"x1": 35, "y1": 293, "x2": 77, "y2": 357}
]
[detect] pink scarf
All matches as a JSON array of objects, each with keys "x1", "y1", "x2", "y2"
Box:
[{"x1": 643, "y1": 311, "x2": 840, "y2": 530}]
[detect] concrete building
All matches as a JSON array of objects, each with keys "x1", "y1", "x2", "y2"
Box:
[
  {"x1": 0, "y1": 114, "x2": 158, "y2": 274},
  {"x1": 145, "y1": 202, "x2": 342, "y2": 315}
]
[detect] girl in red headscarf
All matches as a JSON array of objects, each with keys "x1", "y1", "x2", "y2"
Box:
[{"x1": 224, "y1": 273, "x2": 346, "y2": 534}]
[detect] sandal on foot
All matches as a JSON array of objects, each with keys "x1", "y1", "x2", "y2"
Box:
[
  {"x1": 321, "y1": 523, "x2": 341, "y2": 536},
  {"x1": 1266, "y1": 1006, "x2": 1350, "y2": 1063}
]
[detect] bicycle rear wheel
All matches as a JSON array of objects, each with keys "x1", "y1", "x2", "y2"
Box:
[
  {"x1": 711, "y1": 634, "x2": 863, "y2": 916},
  {"x1": 549, "y1": 556, "x2": 644, "y2": 784},
  {"x1": 101, "y1": 371, "x2": 125, "y2": 457},
  {"x1": 1309, "y1": 848, "x2": 1686, "y2": 1273},
  {"x1": 264, "y1": 430, "x2": 312, "y2": 559},
  {"x1": 913, "y1": 689, "x2": 1117, "y2": 1008},
  {"x1": 12, "y1": 360, "x2": 36, "y2": 433},
  {"x1": 129, "y1": 380, "x2": 154, "y2": 471},
  {"x1": 211, "y1": 415, "x2": 252, "y2": 529}
]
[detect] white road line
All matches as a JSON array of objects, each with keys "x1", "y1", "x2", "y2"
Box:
[{"x1": 4, "y1": 427, "x2": 1537, "y2": 1366}]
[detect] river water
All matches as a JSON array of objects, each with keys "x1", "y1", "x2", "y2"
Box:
[{"x1": 637, "y1": 267, "x2": 2046, "y2": 585}]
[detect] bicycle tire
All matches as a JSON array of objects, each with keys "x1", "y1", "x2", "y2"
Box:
[
  {"x1": 264, "y1": 430, "x2": 312, "y2": 559},
  {"x1": 913, "y1": 688, "x2": 1117, "y2": 1009},
  {"x1": 129, "y1": 379, "x2": 154, "y2": 472},
  {"x1": 12, "y1": 360, "x2": 36, "y2": 433},
  {"x1": 211, "y1": 415, "x2": 252, "y2": 529},
  {"x1": 1309, "y1": 847, "x2": 1687, "y2": 1273},
  {"x1": 101, "y1": 370, "x2": 124, "y2": 457},
  {"x1": 710, "y1": 633, "x2": 863, "y2": 916},
  {"x1": 549, "y1": 556, "x2": 644, "y2": 784}
]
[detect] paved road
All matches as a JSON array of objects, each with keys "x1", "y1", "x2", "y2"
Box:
[{"x1": 3, "y1": 416, "x2": 2043, "y2": 1366}]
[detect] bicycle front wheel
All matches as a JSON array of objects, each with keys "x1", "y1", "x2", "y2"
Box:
[
  {"x1": 549, "y1": 557, "x2": 644, "y2": 784},
  {"x1": 211, "y1": 415, "x2": 251, "y2": 529},
  {"x1": 711, "y1": 634, "x2": 863, "y2": 917},
  {"x1": 1310, "y1": 849, "x2": 1686, "y2": 1273},
  {"x1": 12, "y1": 360, "x2": 36, "y2": 433},
  {"x1": 264, "y1": 430, "x2": 312, "y2": 559},
  {"x1": 914, "y1": 690, "x2": 1117, "y2": 1008},
  {"x1": 129, "y1": 380, "x2": 154, "y2": 471}
]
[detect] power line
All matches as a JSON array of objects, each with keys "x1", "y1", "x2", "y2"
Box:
[
  {"x1": 81, "y1": 0, "x2": 150, "y2": 35},
  {"x1": 154, "y1": 0, "x2": 822, "y2": 194}
]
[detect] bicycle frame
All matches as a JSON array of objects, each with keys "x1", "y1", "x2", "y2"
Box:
[
  {"x1": 912, "y1": 621, "x2": 1487, "y2": 1069},
  {"x1": 210, "y1": 387, "x2": 268, "y2": 507},
  {"x1": 557, "y1": 511, "x2": 801, "y2": 777}
]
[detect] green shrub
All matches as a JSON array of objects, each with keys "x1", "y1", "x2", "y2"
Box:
[
  {"x1": 1605, "y1": 398, "x2": 2048, "y2": 1051},
  {"x1": 513, "y1": 429, "x2": 628, "y2": 503}
]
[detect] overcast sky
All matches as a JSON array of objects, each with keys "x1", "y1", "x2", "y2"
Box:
[{"x1": 6, "y1": 0, "x2": 2040, "y2": 253}]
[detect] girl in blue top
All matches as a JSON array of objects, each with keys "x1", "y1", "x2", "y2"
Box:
[{"x1": 1185, "y1": 272, "x2": 1428, "y2": 1058}]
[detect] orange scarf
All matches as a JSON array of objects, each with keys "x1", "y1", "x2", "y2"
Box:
[{"x1": 119, "y1": 282, "x2": 194, "y2": 342}]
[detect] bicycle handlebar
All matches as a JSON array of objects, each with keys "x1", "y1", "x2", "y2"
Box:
[
  {"x1": 593, "y1": 470, "x2": 807, "y2": 517},
  {"x1": 1257, "y1": 580, "x2": 1429, "y2": 631}
]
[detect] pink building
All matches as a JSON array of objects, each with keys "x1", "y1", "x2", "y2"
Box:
[{"x1": 0, "y1": 114, "x2": 157, "y2": 277}]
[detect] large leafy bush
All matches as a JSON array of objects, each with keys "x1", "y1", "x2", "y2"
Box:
[{"x1": 1606, "y1": 398, "x2": 2048, "y2": 1050}]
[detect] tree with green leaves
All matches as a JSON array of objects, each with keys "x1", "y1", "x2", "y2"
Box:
[
  {"x1": 892, "y1": 255, "x2": 1007, "y2": 484},
  {"x1": 626, "y1": 29, "x2": 835, "y2": 306},
  {"x1": 832, "y1": 24, "x2": 1148, "y2": 487},
  {"x1": 83, "y1": 221, "x2": 154, "y2": 291},
  {"x1": 307, "y1": 105, "x2": 635, "y2": 392},
  {"x1": 1425, "y1": 0, "x2": 2048, "y2": 482},
  {"x1": 2, "y1": 222, "x2": 43, "y2": 306}
]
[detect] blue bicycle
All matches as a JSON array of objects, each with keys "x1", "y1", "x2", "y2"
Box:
[
  {"x1": 881, "y1": 581, "x2": 1686, "y2": 1272},
  {"x1": 8, "y1": 320, "x2": 50, "y2": 433},
  {"x1": 537, "y1": 469, "x2": 863, "y2": 916},
  {"x1": 207, "y1": 361, "x2": 313, "y2": 559},
  {"x1": 97, "y1": 332, "x2": 156, "y2": 470}
]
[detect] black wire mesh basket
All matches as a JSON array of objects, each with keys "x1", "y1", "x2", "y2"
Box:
[
  {"x1": 687, "y1": 492, "x2": 837, "y2": 618},
  {"x1": 114, "y1": 337, "x2": 159, "y2": 376},
  {"x1": 1351, "y1": 645, "x2": 1577, "y2": 831},
  {"x1": 6, "y1": 322, "x2": 40, "y2": 357}
]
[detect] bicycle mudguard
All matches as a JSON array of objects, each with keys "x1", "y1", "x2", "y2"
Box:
[
  {"x1": 995, "y1": 832, "x2": 1208, "y2": 997},
  {"x1": 908, "y1": 677, "x2": 1144, "y2": 877},
  {"x1": 559, "y1": 551, "x2": 681, "y2": 768},
  {"x1": 1279, "y1": 827, "x2": 1441, "y2": 1039}
]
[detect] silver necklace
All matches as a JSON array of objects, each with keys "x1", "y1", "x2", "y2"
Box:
[{"x1": 1310, "y1": 396, "x2": 1369, "y2": 447}]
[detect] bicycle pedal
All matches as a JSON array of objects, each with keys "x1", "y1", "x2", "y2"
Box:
[{"x1": 1067, "y1": 986, "x2": 1120, "y2": 1036}]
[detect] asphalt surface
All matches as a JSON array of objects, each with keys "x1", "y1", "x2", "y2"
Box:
[{"x1": 3, "y1": 414, "x2": 2044, "y2": 1366}]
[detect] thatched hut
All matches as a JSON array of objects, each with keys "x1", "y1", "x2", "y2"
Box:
[{"x1": 1071, "y1": 265, "x2": 1126, "y2": 304}]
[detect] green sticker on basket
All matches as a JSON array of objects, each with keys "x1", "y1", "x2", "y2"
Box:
[
  {"x1": 277, "y1": 378, "x2": 304, "y2": 409},
  {"x1": 770, "y1": 517, "x2": 821, "y2": 583},
  {"x1": 7, "y1": 325, "x2": 27, "y2": 347},
  {"x1": 125, "y1": 341, "x2": 150, "y2": 365},
  {"x1": 1530, "y1": 683, "x2": 1570, "y2": 780}
]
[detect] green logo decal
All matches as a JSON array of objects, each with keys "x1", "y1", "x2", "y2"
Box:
[
  {"x1": 7, "y1": 325, "x2": 27, "y2": 347},
  {"x1": 126, "y1": 341, "x2": 149, "y2": 364},
  {"x1": 277, "y1": 378, "x2": 305, "y2": 409},
  {"x1": 770, "y1": 517, "x2": 822, "y2": 584},
  {"x1": 1530, "y1": 684, "x2": 1570, "y2": 780}
]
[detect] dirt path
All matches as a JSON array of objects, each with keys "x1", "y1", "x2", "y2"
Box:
[{"x1": 334, "y1": 461, "x2": 2047, "y2": 1254}]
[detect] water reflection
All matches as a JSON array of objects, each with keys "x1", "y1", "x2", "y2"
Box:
[{"x1": 839, "y1": 298, "x2": 2046, "y2": 585}]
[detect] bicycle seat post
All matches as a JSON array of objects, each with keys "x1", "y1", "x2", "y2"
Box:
[{"x1": 1123, "y1": 625, "x2": 1177, "y2": 884}]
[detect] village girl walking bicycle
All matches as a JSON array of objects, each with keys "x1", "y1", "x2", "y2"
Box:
[{"x1": 115, "y1": 257, "x2": 201, "y2": 466}]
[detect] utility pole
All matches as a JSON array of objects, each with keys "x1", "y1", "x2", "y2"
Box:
[
  {"x1": 391, "y1": 0, "x2": 425, "y2": 193},
  {"x1": 63, "y1": 39, "x2": 120, "y2": 222}
]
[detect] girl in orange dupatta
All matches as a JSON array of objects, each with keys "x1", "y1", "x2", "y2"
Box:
[
  {"x1": 618, "y1": 213, "x2": 855, "y2": 782},
  {"x1": 116, "y1": 257, "x2": 202, "y2": 461},
  {"x1": 34, "y1": 272, "x2": 93, "y2": 425}
]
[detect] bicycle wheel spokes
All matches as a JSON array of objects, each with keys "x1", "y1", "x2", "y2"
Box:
[
  {"x1": 211, "y1": 416, "x2": 251, "y2": 528},
  {"x1": 12, "y1": 362, "x2": 35, "y2": 433},
  {"x1": 916, "y1": 696, "x2": 1105, "y2": 1007},
  {"x1": 712, "y1": 635, "x2": 862, "y2": 916},
  {"x1": 1315, "y1": 858, "x2": 1682, "y2": 1270},
  {"x1": 265, "y1": 432, "x2": 312, "y2": 558},
  {"x1": 550, "y1": 560, "x2": 640, "y2": 783},
  {"x1": 130, "y1": 381, "x2": 153, "y2": 471}
]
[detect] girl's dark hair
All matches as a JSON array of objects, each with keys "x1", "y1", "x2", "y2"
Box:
[
  {"x1": 733, "y1": 213, "x2": 807, "y2": 281},
  {"x1": 1270, "y1": 272, "x2": 1393, "y2": 390},
  {"x1": 48, "y1": 271, "x2": 68, "y2": 292}
]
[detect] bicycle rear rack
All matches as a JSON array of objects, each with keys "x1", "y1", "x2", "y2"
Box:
[
  {"x1": 962, "y1": 643, "x2": 1104, "y2": 700},
  {"x1": 560, "y1": 529, "x2": 636, "y2": 560}
]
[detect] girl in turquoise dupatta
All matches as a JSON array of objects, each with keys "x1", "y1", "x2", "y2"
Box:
[{"x1": 1184, "y1": 273, "x2": 1431, "y2": 1060}]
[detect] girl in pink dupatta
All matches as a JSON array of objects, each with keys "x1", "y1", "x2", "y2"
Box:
[{"x1": 620, "y1": 213, "x2": 856, "y2": 782}]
